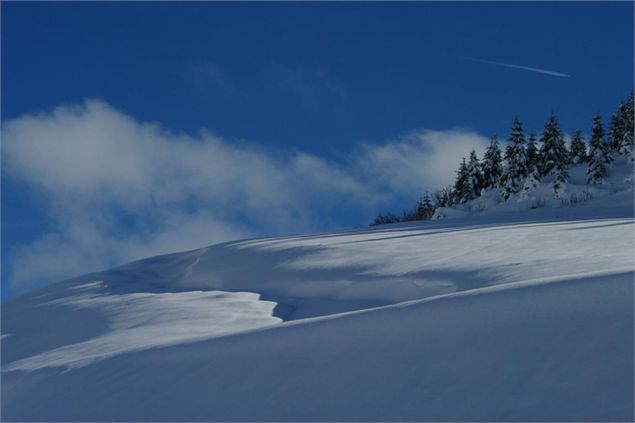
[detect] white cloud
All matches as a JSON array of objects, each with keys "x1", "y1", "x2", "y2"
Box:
[
  {"x1": 2, "y1": 100, "x2": 489, "y2": 292},
  {"x1": 356, "y1": 129, "x2": 490, "y2": 194}
]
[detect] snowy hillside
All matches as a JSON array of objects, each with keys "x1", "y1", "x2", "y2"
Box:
[
  {"x1": 434, "y1": 156, "x2": 634, "y2": 221},
  {"x1": 2, "y1": 194, "x2": 634, "y2": 420}
]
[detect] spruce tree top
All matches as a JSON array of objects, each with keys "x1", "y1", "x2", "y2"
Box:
[
  {"x1": 453, "y1": 157, "x2": 472, "y2": 204},
  {"x1": 483, "y1": 137, "x2": 502, "y2": 163},
  {"x1": 586, "y1": 112, "x2": 613, "y2": 184},
  {"x1": 468, "y1": 150, "x2": 480, "y2": 165},
  {"x1": 526, "y1": 131, "x2": 539, "y2": 171},
  {"x1": 509, "y1": 116, "x2": 526, "y2": 146},
  {"x1": 610, "y1": 91, "x2": 634, "y2": 154},
  {"x1": 539, "y1": 112, "x2": 568, "y2": 177},
  {"x1": 590, "y1": 113, "x2": 606, "y2": 149},
  {"x1": 589, "y1": 113, "x2": 612, "y2": 161},
  {"x1": 481, "y1": 137, "x2": 503, "y2": 189},
  {"x1": 502, "y1": 116, "x2": 529, "y2": 183},
  {"x1": 569, "y1": 129, "x2": 587, "y2": 164}
]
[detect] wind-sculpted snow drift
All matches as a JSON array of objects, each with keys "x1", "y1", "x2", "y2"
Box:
[{"x1": 2, "y1": 201, "x2": 634, "y2": 420}]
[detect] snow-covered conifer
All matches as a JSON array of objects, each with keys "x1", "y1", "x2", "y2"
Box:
[
  {"x1": 481, "y1": 137, "x2": 503, "y2": 189},
  {"x1": 518, "y1": 170, "x2": 540, "y2": 202},
  {"x1": 501, "y1": 177, "x2": 518, "y2": 201},
  {"x1": 526, "y1": 131, "x2": 540, "y2": 174},
  {"x1": 553, "y1": 168, "x2": 569, "y2": 199},
  {"x1": 539, "y1": 112, "x2": 569, "y2": 178},
  {"x1": 610, "y1": 91, "x2": 634, "y2": 160},
  {"x1": 467, "y1": 150, "x2": 483, "y2": 197},
  {"x1": 416, "y1": 192, "x2": 436, "y2": 220},
  {"x1": 569, "y1": 129, "x2": 588, "y2": 164},
  {"x1": 500, "y1": 117, "x2": 529, "y2": 199},
  {"x1": 622, "y1": 91, "x2": 634, "y2": 159},
  {"x1": 453, "y1": 158, "x2": 472, "y2": 204},
  {"x1": 434, "y1": 186, "x2": 454, "y2": 208},
  {"x1": 587, "y1": 113, "x2": 612, "y2": 184}
]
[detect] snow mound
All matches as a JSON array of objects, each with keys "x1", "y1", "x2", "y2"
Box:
[
  {"x1": 4, "y1": 288, "x2": 279, "y2": 371},
  {"x1": 2, "y1": 270, "x2": 632, "y2": 421},
  {"x1": 2, "y1": 200, "x2": 634, "y2": 420}
]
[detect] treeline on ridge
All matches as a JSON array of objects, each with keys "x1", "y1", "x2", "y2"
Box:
[{"x1": 371, "y1": 91, "x2": 634, "y2": 226}]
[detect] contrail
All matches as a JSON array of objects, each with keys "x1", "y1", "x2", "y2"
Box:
[{"x1": 462, "y1": 56, "x2": 571, "y2": 78}]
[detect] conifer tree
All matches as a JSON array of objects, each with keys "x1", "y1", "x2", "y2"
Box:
[
  {"x1": 453, "y1": 157, "x2": 472, "y2": 204},
  {"x1": 553, "y1": 168, "x2": 569, "y2": 199},
  {"x1": 587, "y1": 113, "x2": 612, "y2": 184},
  {"x1": 519, "y1": 170, "x2": 540, "y2": 202},
  {"x1": 539, "y1": 112, "x2": 569, "y2": 178},
  {"x1": 623, "y1": 91, "x2": 634, "y2": 158},
  {"x1": 569, "y1": 129, "x2": 588, "y2": 164},
  {"x1": 610, "y1": 91, "x2": 634, "y2": 159},
  {"x1": 526, "y1": 131, "x2": 540, "y2": 174},
  {"x1": 500, "y1": 117, "x2": 529, "y2": 199},
  {"x1": 610, "y1": 103, "x2": 626, "y2": 152},
  {"x1": 501, "y1": 176, "x2": 517, "y2": 201},
  {"x1": 416, "y1": 191, "x2": 436, "y2": 220},
  {"x1": 481, "y1": 137, "x2": 503, "y2": 189},
  {"x1": 467, "y1": 150, "x2": 483, "y2": 198},
  {"x1": 434, "y1": 186, "x2": 454, "y2": 208}
]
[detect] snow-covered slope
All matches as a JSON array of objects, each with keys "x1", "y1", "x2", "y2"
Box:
[
  {"x1": 434, "y1": 159, "x2": 634, "y2": 220},
  {"x1": 2, "y1": 198, "x2": 634, "y2": 420}
]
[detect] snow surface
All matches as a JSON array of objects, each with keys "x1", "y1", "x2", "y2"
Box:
[
  {"x1": 1, "y1": 174, "x2": 634, "y2": 420},
  {"x1": 4, "y1": 288, "x2": 279, "y2": 372}
]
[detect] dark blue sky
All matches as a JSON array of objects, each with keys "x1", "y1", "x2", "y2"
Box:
[
  {"x1": 1, "y1": 1, "x2": 633, "y2": 298},
  {"x1": 3, "y1": 2, "x2": 633, "y2": 143}
]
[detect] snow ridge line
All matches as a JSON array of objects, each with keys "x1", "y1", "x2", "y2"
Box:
[{"x1": 274, "y1": 266, "x2": 635, "y2": 328}]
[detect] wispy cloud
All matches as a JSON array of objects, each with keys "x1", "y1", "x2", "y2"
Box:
[
  {"x1": 2, "y1": 100, "x2": 488, "y2": 292},
  {"x1": 462, "y1": 56, "x2": 571, "y2": 78}
]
